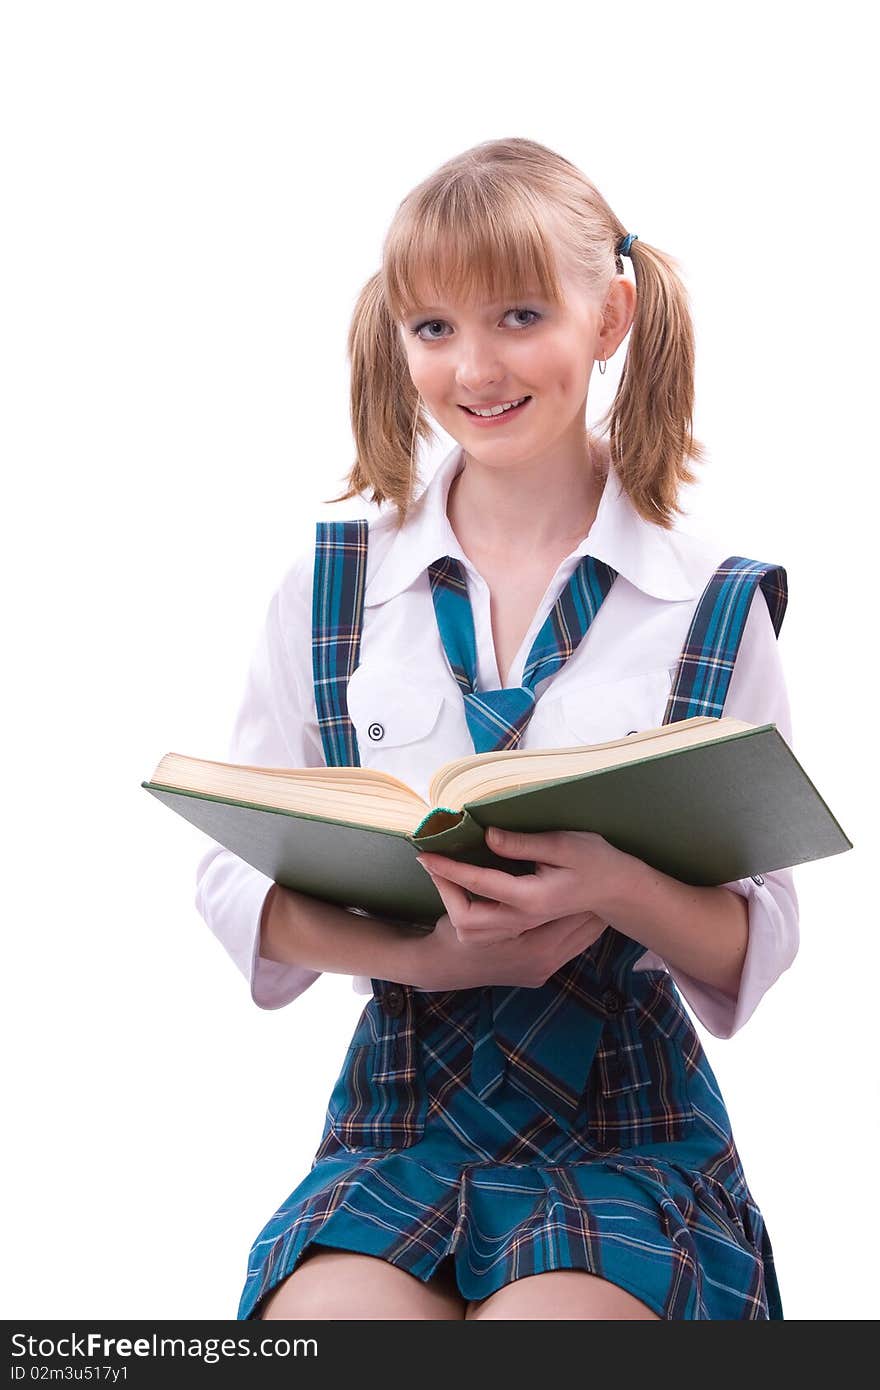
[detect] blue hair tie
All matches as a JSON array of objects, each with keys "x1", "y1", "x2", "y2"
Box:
[{"x1": 618, "y1": 233, "x2": 638, "y2": 257}]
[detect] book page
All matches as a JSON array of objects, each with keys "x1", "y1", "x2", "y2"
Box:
[
  {"x1": 148, "y1": 753, "x2": 430, "y2": 831},
  {"x1": 428, "y1": 717, "x2": 755, "y2": 809}
]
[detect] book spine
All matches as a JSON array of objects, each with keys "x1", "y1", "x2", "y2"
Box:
[
  {"x1": 409, "y1": 807, "x2": 535, "y2": 881},
  {"x1": 410, "y1": 807, "x2": 485, "y2": 854}
]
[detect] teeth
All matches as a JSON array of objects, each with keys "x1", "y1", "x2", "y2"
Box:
[{"x1": 465, "y1": 396, "x2": 528, "y2": 417}]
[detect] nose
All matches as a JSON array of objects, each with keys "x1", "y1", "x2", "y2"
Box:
[
  {"x1": 452, "y1": 332, "x2": 510, "y2": 389},
  {"x1": 456, "y1": 358, "x2": 506, "y2": 397}
]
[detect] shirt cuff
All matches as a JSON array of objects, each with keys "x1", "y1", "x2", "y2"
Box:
[
  {"x1": 662, "y1": 869, "x2": 799, "y2": 1038},
  {"x1": 249, "y1": 879, "x2": 322, "y2": 1010},
  {"x1": 195, "y1": 844, "x2": 321, "y2": 1011}
]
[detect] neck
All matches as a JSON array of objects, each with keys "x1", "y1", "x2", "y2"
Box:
[{"x1": 446, "y1": 434, "x2": 608, "y2": 555}]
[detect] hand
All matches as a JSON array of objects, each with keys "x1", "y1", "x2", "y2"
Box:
[
  {"x1": 407, "y1": 905, "x2": 608, "y2": 991},
  {"x1": 415, "y1": 827, "x2": 626, "y2": 946}
]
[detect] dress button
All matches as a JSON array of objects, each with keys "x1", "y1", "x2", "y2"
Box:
[
  {"x1": 382, "y1": 986, "x2": 405, "y2": 1017},
  {"x1": 601, "y1": 987, "x2": 623, "y2": 1015}
]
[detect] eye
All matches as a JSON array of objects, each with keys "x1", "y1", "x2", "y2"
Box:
[
  {"x1": 410, "y1": 318, "x2": 449, "y2": 342},
  {"x1": 409, "y1": 307, "x2": 542, "y2": 341},
  {"x1": 503, "y1": 308, "x2": 541, "y2": 330}
]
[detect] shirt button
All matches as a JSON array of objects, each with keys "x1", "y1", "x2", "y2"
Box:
[
  {"x1": 382, "y1": 986, "x2": 405, "y2": 1017},
  {"x1": 368, "y1": 722, "x2": 385, "y2": 741},
  {"x1": 750, "y1": 874, "x2": 765, "y2": 886},
  {"x1": 601, "y1": 987, "x2": 623, "y2": 1015}
]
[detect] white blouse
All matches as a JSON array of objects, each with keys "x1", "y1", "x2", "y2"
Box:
[{"x1": 194, "y1": 443, "x2": 799, "y2": 1039}]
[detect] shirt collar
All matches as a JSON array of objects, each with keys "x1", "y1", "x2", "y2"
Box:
[{"x1": 364, "y1": 441, "x2": 706, "y2": 607}]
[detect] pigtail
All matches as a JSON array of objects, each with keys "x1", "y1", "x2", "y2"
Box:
[
  {"x1": 323, "y1": 272, "x2": 433, "y2": 526},
  {"x1": 595, "y1": 238, "x2": 707, "y2": 530}
]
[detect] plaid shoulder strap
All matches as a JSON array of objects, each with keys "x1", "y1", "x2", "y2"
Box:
[
  {"x1": 469, "y1": 554, "x2": 791, "y2": 1110},
  {"x1": 663, "y1": 555, "x2": 788, "y2": 725},
  {"x1": 311, "y1": 519, "x2": 369, "y2": 769}
]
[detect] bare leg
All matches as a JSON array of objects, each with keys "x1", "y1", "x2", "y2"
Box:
[
  {"x1": 465, "y1": 1269, "x2": 661, "y2": 1320},
  {"x1": 260, "y1": 1245, "x2": 467, "y2": 1320}
]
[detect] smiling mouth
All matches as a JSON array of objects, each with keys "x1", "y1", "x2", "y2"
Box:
[{"x1": 459, "y1": 395, "x2": 532, "y2": 420}]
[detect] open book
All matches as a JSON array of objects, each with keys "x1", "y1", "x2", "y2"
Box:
[{"x1": 143, "y1": 716, "x2": 852, "y2": 928}]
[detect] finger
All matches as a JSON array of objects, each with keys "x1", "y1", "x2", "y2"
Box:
[
  {"x1": 485, "y1": 826, "x2": 570, "y2": 866},
  {"x1": 533, "y1": 911, "x2": 598, "y2": 952},
  {"x1": 428, "y1": 871, "x2": 488, "y2": 943},
  {"x1": 426, "y1": 870, "x2": 525, "y2": 943},
  {"x1": 423, "y1": 871, "x2": 477, "y2": 927},
  {"x1": 556, "y1": 912, "x2": 607, "y2": 956},
  {"x1": 416, "y1": 853, "x2": 531, "y2": 910}
]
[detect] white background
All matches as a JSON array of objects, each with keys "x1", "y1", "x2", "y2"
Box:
[{"x1": 2, "y1": 0, "x2": 875, "y2": 1321}]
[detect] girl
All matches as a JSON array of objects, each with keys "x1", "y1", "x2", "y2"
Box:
[{"x1": 195, "y1": 136, "x2": 798, "y2": 1320}]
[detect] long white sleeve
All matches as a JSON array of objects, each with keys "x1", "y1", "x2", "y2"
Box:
[
  {"x1": 660, "y1": 584, "x2": 800, "y2": 1038},
  {"x1": 194, "y1": 548, "x2": 327, "y2": 1010}
]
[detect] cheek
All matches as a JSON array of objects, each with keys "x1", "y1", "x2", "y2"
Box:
[
  {"x1": 518, "y1": 340, "x2": 584, "y2": 395},
  {"x1": 406, "y1": 352, "x2": 446, "y2": 399},
  {"x1": 543, "y1": 347, "x2": 592, "y2": 398}
]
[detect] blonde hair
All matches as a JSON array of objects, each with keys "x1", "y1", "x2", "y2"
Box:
[{"x1": 326, "y1": 136, "x2": 706, "y2": 530}]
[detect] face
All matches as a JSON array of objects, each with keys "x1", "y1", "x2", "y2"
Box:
[{"x1": 398, "y1": 259, "x2": 609, "y2": 463}]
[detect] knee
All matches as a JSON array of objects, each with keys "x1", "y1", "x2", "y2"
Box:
[
  {"x1": 259, "y1": 1249, "x2": 345, "y2": 1319},
  {"x1": 466, "y1": 1269, "x2": 662, "y2": 1320},
  {"x1": 259, "y1": 1246, "x2": 466, "y2": 1320}
]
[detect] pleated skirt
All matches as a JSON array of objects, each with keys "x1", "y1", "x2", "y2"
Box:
[{"x1": 237, "y1": 968, "x2": 782, "y2": 1320}]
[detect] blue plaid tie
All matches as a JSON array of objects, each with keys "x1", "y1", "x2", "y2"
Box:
[
  {"x1": 427, "y1": 552, "x2": 619, "y2": 753},
  {"x1": 427, "y1": 551, "x2": 620, "y2": 1098}
]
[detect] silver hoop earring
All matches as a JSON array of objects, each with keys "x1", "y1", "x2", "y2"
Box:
[{"x1": 597, "y1": 354, "x2": 607, "y2": 376}]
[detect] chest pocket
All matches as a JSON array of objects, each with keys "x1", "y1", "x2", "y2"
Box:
[
  {"x1": 577, "y1": 972, "x2": 696, "y2": 1148},
  {"x1": 551, "y1": 666, "x2": 675, "y2": 746},
  {"x1": 346, "y1": 663, "x2": 447, "y2": 753},
  {"x1": 315, "y1": 986, "x2": 427, "y2": 1155}
]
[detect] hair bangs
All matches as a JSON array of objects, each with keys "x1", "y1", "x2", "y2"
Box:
[{"x1": 383, "y1": 182, "x2": 567, "y2": 322}]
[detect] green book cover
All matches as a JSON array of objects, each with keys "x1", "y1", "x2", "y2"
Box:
[{"x1": 142, "y1": 723, "x2": 852, "y2": 928}]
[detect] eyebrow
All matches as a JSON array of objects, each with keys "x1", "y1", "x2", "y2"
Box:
[{"x1": 406, "y1": 293, "x2": 549, "y2": 315}]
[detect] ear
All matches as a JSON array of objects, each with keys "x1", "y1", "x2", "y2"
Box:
[{"x1": 598, "y1": 276, "x2": 637, "y2": 358}]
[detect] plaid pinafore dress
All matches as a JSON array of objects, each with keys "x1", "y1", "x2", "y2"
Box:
[{"x1": 237, "y1": 521, "x2": 789, "y2": 1321}]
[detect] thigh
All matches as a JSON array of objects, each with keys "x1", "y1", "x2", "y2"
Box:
[
  {"x1": 260, "y1": 1244, "x2": 467, "y2": 1320},
  {"x1": 465, "y1": 1269, "x2": 661, "y2": 1320}
]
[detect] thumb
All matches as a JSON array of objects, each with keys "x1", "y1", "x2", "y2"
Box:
[{"x1": 486, "y1": 825, "x2": 545, "y2": 860}]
